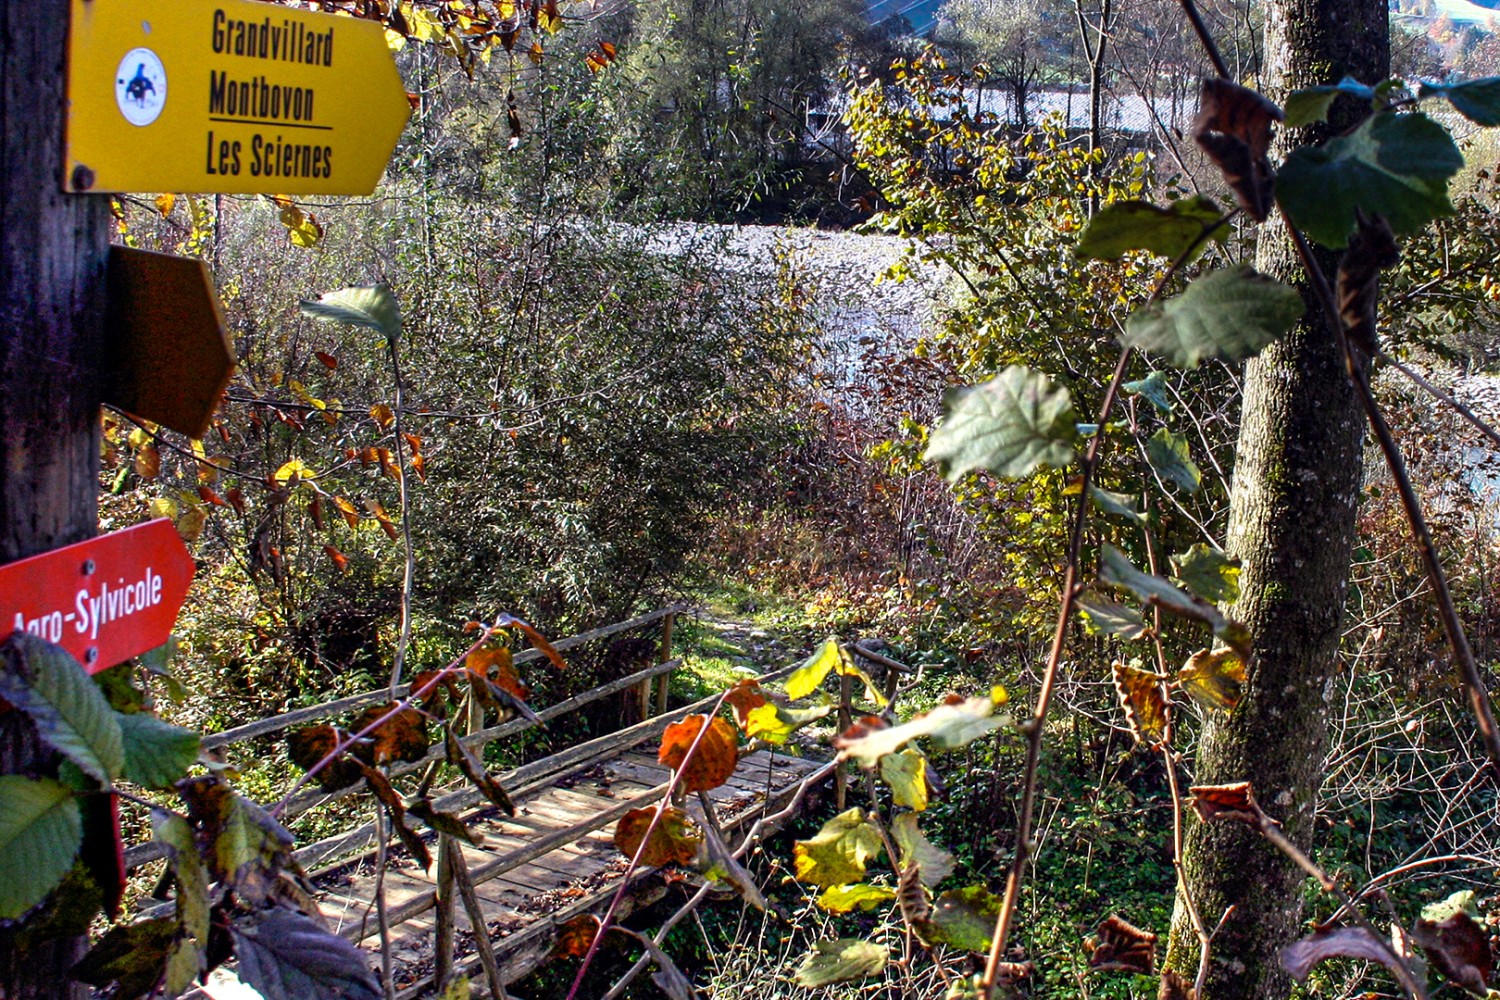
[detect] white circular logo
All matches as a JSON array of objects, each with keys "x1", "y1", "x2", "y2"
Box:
[{"x1": 114, "y1": 48, "x2": 166, "y2": 127}]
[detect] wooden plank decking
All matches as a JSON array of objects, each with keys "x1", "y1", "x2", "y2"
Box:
[{"x1": 303, "y1": 743, "x2": 831, "y2": 997}]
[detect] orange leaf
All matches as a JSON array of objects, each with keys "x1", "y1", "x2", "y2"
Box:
[
  {"x1": 324, "y1": 544, "x2": 350, "y2": 573},
  {"x1": 1189, "y1": 782, "x2": 1263, "y2": 827},
  {"x1": 410, "y1": 669, "x2": 460, "y2": 712},
  {"x1": 370, "y1": 403, "x2": 395, "y2": 429},
  {"x1": 351, "y1": 704, "x2": 429, "y2": 765},
  {"x1": 1088, "y1": 914, "x2": 1157, "y2": 975},
  {"x1": 613, "y1": 806, "x2": 702, "y2": 866},
  {"x1": 495, "y1": 614, "x2": 567, "y2": 671},
  {"x1": 135, "y1": 444, "x2": 161, "y2": 480},
  {"x1": 333, "y1": 496, "x2": 360, "y2": 529},
  {"x1": 1111, "y1": 660, "x2": 1168, "y2": 745},
  {"x1": 315, "y1": 351, "x2": 338, "y2": 370},
  {"x1": 377, "y1": 447, "x2": 402, "y2": 482},
  {"x1": 287, "y1": 724, "x2": 363, "y2": 791},
  {"x1": 724, "y1": 679, "x2": 768, "y2": 732},
  {"x1": 310, "y1": 495, "x2": 325, "y2": 531},
  {"x1": 198, "y1": 486, "x2": 226, "y2": 507},
  {"x1": 550, "y1": 914, "x2": 601, "y2": 959},
  {"x1": 658, "y1": 715, "x2": 738, "y2": 793},
  {"x1": 225, "y1": 487, "x2": 246, "y2": 517},
  {"x1": 411, "y1": 453, "x2": 427, "y2": 482},
  {"x1": 364, "y1": 499, "x2": 399, "y2": 540}
]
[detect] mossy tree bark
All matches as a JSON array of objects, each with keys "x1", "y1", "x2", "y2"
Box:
[
  {"x1": 0, "y1": 1, "x2": 109, "y2": 996},
  {"x1": 1163, "y1": 1, "x2": 1388, "y2": 997}
]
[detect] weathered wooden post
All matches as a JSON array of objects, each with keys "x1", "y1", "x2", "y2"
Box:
[
  {"x1": 0, "y1": 3, "x2": 111, "y2": 996},
  {"x1": 654, "y1": 609, "x2": 675, "y2": 716}
]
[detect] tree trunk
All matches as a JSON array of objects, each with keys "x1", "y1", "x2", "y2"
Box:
[
  {"x1": 0, "y1": 1, "x2": 109, "y2": 996},
  {"x1": 1163, "y1": 1, "x2": 1388, "y2": 997}
]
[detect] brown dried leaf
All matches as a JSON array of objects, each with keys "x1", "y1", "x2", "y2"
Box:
[
  {"x1": 1337, "y1": 212, "x2": 1400, "y2": 355},
  {"x1": 1189, "y1": 781, "x2": 1265, "y2": 827},
  {"x1": 550, "y1": 914, "x2": 601, "y2": 960},
  {"x1": 1192, "y1": 78, "x2": 1284, "y2": 221},
  {"x1": 1112, "y1": 661, "x2": 1168, "y2": 745},
  {"x1": 445, "y1": 726, "x2": 515, "y2": 815},
  {"x1": 1282, "y1": 926, "x2": 1413, "y2": 985},
  {"x1": 1412, "y1": 912, "x2": 1492, "y2": 995},
  {"x1": 658, "y1": 715, "x2": 738, "y2": 793},
  {"x1": 407, "y1": 798, "x2": 482, "y2": 846},
  {"x1": 1088, "y1": 914, "x2": 1157, "y2": 975},
  {"x1": 286, "y1": 724, "x2": 363, "y2": 791},
  {"x1": 1158, "y1": 969, "x2": 1195, "y2": 1000}
]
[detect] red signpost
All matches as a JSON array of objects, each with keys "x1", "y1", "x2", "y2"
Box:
[{"x1": 0, "y1": 519, "x2": 194, "y2": 674}]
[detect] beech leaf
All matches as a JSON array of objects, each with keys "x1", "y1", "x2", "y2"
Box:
[
  {"x1": 1176, "y1": 648, "x2": 1246, "y2": 712},
  {"x1": 657, "y1": 714, "x2": 738, "y2": 793},
  {"x1": 1171, "y1": 544, "x2": 1241, "y2": 604},
  {"x1": 1146, "y1": 428, "x2": 1202, "y2": 494},
  {"x1": 231, "y1": 906, "x2": 382, "y2": 1000},
  {"x1": 614, "y1": 806, "x2": 703, "y2": 866},
  {"x1": 925, "y1": 365, "x2": 1079, "y2": 481}
]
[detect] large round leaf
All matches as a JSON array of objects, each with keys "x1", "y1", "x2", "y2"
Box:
[{"x1": 0, "y1": 776, "x2": 83, "y2": 919}]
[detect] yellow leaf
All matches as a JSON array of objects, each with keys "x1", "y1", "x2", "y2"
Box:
[
  {"x1": 370, "y1": 403, "x2": 395, "y2": 429},
  {"x1": 155, "y1": 193, "x2": 176, "y2": 217},
  {"x1": 274, "y1": 458, "x2": 315, "y2": 486}
]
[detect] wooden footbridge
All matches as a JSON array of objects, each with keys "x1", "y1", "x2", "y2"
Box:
[{"x1": 124, "y1": 608, "x2": 837, "y2": 999}]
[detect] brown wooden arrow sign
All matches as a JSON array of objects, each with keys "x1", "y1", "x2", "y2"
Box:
[{"x1": 104, "y1": 246, "x2": 235, "y2": 439}]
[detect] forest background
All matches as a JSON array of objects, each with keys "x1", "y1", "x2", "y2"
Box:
[{"x1": 14, "y1": 0, "x2": 1500, "y2": 996}]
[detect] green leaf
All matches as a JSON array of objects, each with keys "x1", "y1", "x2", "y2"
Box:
[
  {"x1": 119, "y1": 712, "x2": 200, "y2": 790},
  {"x1": 793, "y1": 939, "x2": 887, "y2": 988},
  {"x1": 892, "y1": 812, "x2": 955, "y2": 887},
  {"x1": 1075, "y1": 196, "x2": 1227, "y2": 262},
  {"x1": 1171, "y1": 544, "x2": 1241, "y2": 604},
  {"x1": 834, "y1": 690, "x2": 1009, "y2": 767},
  {"x1": 793, "y1": 808, "x2": 883, "y2": 887},
  {"x1": 0, "y1": 634, "x2": 124, "y2": 784},
  {"x1": 231, "y1": 907, "x2": 382, "y2": 1000},
  {"x1": 153, "y1": 810, "x2": 210, "y2": 947},
  {"x1": 177, "y1": 775, "x2": 294, "y2": 906},
  {"x1": 1089, "y1": 485, "x2": 1147, "y2": 524},
  {"x1": 0, "y1": 776, "x2": 83, "y2": 919},
  {"x1": 924, "y1": 366, "x2": 1078, "y2": 481},
  {"x1": 72, "y1": 917, "x2": 179, "y2": 1000},
  {"x1": 1123, "y1": 265, "x2": 1304, "y2": 369},
  {"x1": 1147, "y1": 428, "x2": 1202, "y2": 494},
  {"x1": 300, "y1": 284, "x2": 403, "y2": 344},
  {"x1": 920, "y1": 885, "x2": 1003, "y2": 953},
  {"x1": 880, "y1": 749, "x2": 930, "y2": 811},
  {"x1": 1277, "y1": 111, "x2": 1463, "y2": 248},
  {"x1": 1124, "y1": 370, "x2": 1174, "y2": 414},
  {"x1": 1419, "y1": 78, "x2": 1500, "y2": 127},
  {"x1": 784, "y1": 639, "x2": 841, "y2": 700},
  {"x1": 1283, "y1": 77, "x2": 1376, "y2": 127},
  {"x1": 1077, "y1": 591, "x2": 1149, "y2": 640},
  {"x1": 1099, "y1": 544, "x2": 1250, "y2": 655},
  {"x1": 817, "y1": 883, "x2": 897, "y2": 914}
]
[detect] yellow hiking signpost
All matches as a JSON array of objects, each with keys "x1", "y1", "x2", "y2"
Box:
[{"x1": 65, "y1": 0, "x2": 412, "y2": 195}]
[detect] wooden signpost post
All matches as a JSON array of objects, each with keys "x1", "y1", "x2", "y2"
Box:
[{"x1": 0, "y1": 2, "x2": 412, "y2": 994}]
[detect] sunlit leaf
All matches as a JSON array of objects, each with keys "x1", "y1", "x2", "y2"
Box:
[
  {"x1": 0, "y1": 776, "x2": 83, "y2": 920},
  {"x1": 925, "y1": 365, "x2": 1078, "y2": 481},
  {"x1": 614, "y1": 806, "x2": 702, "y2": 866},
  {"x1": 834, "y1": 689, "x2": 1008, "y2": 767},
  {"x1": 880, "y1": 749, "x2": 930, "y2": 811},
  {"x1": 1098, "y1": 545, "x2": 1249, "y2": 655},
  {"x1": 135, "y1": 444, "x2": 162, "y2": 480},
  {"x1": 818, "y1": 883, "x2": 896, "y2": 914},
  {"x1": 287, "y1": 724, "x2": 363, "y2": 791},
  {"x1": 743, "y1": 701, "x2": 831, "y2": 745},
  {"x1": 1123, "y1": 265, "x2": 1303, "y2": 369},
  {"x1": 273, "y1": 458, "x2": 315, "y2": 486},
  {"x1": 793, "y1": 808, "x2": 883, "y2": 887},
  {"x1": 153, "y1": 810, "x2": 210, "y2": 947},
  {"x1": 723, "y1": 678, "x2": 768, "y2": 731},
  {"x1": 1277, "y1": 111, "x2": 1462, "y2": 248},
  {"x1": 1075, "y1": 196, "x2": 1227, "y2": 262},
  {"x1": 1123, "y1": 370, "x2": 1174, "y2": 414},
  {"x1": 155, "y1": 193, "x2": 176, "y2": 217},
  {"x1": 1176, "y1": 648, "x2": 1246, "y2": 712},
  {"x1": 300, "y1": 284, "x2": 403, "y2": 344},
  {"x1": 784, "y1": 638, "x2": 842, "y2": 700},
  {"x1": 658, "y1": 714, "x2": 738, "y2": 793},
  {"x1": 350, "y1": 703, "x2": 428, "y2": 765},
  {"x1": 1112, "y1": 660, "x2": 1168, "y2": 744},
  {"x1": 370, "y1": 403, "x2": 396, "y2": 429},
  {"x1": 793, "y1": 939, "x2": 887, "y2": 988}
]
